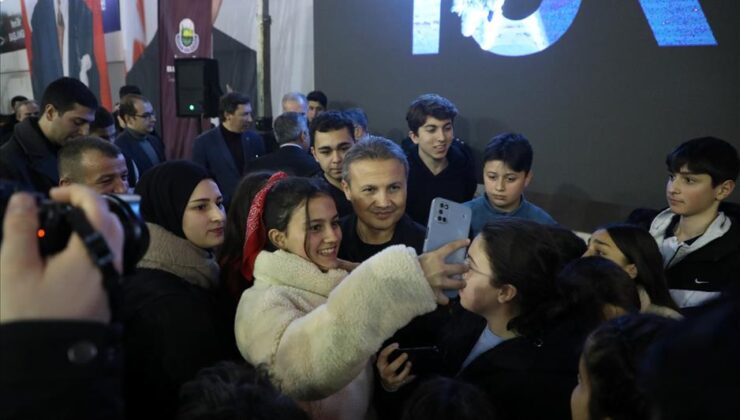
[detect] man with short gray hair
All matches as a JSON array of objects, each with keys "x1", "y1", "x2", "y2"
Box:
[
  {"x1": 339, "y1": 137, "x2": 425, "y2": 263},
  {"x1": 246, "y1": 112, "x2": 320, "y2": 176},
  {"x1": 281, "y1": 92, "x2": 308, "y2": 114}
]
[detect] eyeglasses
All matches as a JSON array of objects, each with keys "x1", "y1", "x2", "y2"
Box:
[
  {"x1": 464, "y1": 256, "x2": 495, "y2": 279},
  {"x1": 134, "y1": 112, "x2": 156, "y2": 120}
]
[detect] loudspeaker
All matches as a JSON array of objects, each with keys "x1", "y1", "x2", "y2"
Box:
[{"x1": 174, "y1": 58, "x2": 222, "y2": 118}]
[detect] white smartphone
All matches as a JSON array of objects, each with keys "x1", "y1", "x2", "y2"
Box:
[{"x1": 423, "y1": 197, "x2": 472, "y2": 298}]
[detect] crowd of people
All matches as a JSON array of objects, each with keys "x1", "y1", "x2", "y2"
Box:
[{"x1": 0, "y1": 76, "x2": 738, "y2": 420}]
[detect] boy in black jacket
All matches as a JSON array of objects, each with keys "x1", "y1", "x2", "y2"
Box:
[{"x1": 649, "y1": 137, "x2": 739, "y2": 309}]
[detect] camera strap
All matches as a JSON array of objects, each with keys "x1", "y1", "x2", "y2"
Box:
[{"x1": 66, "y1": 207, "x2": 122, "y2": 322}]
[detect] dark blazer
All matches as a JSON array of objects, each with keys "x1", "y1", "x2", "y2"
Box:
[
  {"x1": 114, "y1": 129, "x2": 166, "y2": 180},
  {"x1": 30, "y1": 0, "x2": 99, "y2": 100},
  {"x1": 246, "y1": 144, "x2": 320, "y2": 177},
  {"x1": 192, "y1": 127, "x2": 265, "y2": 207},
  {"x1": 0, "y1": 118, "x2": 59, "y2": 193}
]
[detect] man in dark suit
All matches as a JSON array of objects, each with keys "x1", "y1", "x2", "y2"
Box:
[
  {"x1": 192, "y1": 92, "x2": 265, "y2": 208},
  {"x1": 29, "y1": 0, "x2": 99, "y2": 102},
  {"x1": 247, "y1": 112, "x2": 320, "y2": 177},
  {"x1": 0, "y1": 77, "x2": 97, "y2": 193},
  {"x1": 114, "y1": 94, "x2": 166, "y2": 184}
]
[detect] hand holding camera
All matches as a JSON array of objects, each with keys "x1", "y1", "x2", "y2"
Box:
[{"x1": 0, "y1": 186, "x2": 125, "y2": 324}]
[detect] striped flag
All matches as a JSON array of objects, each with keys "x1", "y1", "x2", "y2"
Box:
[{"x1": 120, "y1": 0, "x2": 147, "y2": 72}]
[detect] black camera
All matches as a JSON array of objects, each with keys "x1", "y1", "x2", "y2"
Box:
[{"x1": 0, "y1": 181, "x2": 149, "y2": 276}]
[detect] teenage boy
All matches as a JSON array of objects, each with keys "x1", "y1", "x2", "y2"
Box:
[
  {"x1": 339, "y1": 137, "x2": 426, "y2": 263},
  {"x1": 649, "y1": 137, "x2": 739, "y2": 309},
  {"x1": 464, "y1": 133, "x2": 555, "y2": 237},
  {"x1": 310, "y1": 110, "x2": 356, "y2": 218},
  {"x1": 405, "y1": 94, "x2": 477, "y2": 225}
]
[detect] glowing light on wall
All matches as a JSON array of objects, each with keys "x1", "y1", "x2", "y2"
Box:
[{"x1": 412, "y1": 0, "x2": 717, "y2": 57}]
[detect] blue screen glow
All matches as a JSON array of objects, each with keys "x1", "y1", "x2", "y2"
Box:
[{"x1": 412, "y1": 0, "x2": 717, "y2": 57}]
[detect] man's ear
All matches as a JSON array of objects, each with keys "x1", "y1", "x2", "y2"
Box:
[
  {"x1": 310, "y1": 146, "x2": 318, "y2": 161},
  {"x1": 715, "y1": 180, "x2": 735, "y2": 201},
  {"x1": 497, "y1": 284, "x2": 518, "y2": 304},
  {"x1": 267, "y1": 228, "x2": 286, "y2": 250},
  {"x1": 43, "y1": 104, "x2": 56, "y2": 121},
  {"x1": 409, "y1": 130, "x2": 419, "y2": 144},
  {"x1": 341, "y1": 179, "x2": 352, "y2": 201}
]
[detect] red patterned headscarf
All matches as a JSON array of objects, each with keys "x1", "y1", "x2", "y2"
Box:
[{"x1": 240, "y1": 172, "x2": 289, "y2": 283}]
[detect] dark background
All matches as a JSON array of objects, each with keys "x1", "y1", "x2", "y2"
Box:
[{"x1": 314, "y1": 0, "x2": 740, "y2": 231}]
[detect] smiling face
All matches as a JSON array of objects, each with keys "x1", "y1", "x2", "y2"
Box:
[
  {"x1": 483, "y1": 159, "x2": 532, "y2": 213},
  {"x1": 77, "y1": 150, "x2": 129, "y2": 194},
  {"x1": 410, "y1": 116, "x2": 454, "y2": 165},
  {"x1": 182, "y1": 179, "x2": 226, "y2": 249},
  {"x1": 273, "y1": 194, "x2": 342, "y2": 271},
  {"x1": 342, "y1": 158, "x2": 407, "y2": 234},
  {"x1": 223, "y1": 103, "x2": 253, "y2": 133}
]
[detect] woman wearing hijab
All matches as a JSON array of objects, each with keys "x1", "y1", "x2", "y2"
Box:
[{"x1": 122, "y1": 161, "x2": 235, "y2": 419}]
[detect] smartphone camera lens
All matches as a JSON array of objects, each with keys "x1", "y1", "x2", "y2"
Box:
[
  {"x1": 439, "y1": 209, "x2": 444, "y2": 215},
  {"x1": 442, "y1": 217, "x2": 447, "y2": 222}
]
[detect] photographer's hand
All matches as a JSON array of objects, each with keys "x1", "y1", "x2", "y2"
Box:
[{"x1": 0, "y1": 186, "x2": 124, "y2": 324}]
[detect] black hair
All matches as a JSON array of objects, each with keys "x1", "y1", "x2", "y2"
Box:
[
  {"x1": 599, "y1": 223, "x2": 679, "y2": 310},
  {"x1": 400, "y1": 377, "x2": 497, "y2": 420},
  {"x1": 309, "y1": 110, "x2": 355, "y2": 148},
  {"x1": 261, "y1": 177, "x2": 332, "y2": 261},
  {"x1": 405, "y1": 93, "x2": 458, "y2": 135},
  {"x1": 306, "y1": 90, "x2": 327, "y2": 108},
  {"x1": 219, "y1": 172, "x2": 273, "y2": 299},
  {"x1": 666, "y1": 136, "x2": 739, "y2": 186},
  {"x1": 583, "y1": 314, "x2": 675, "y2": 420},
  {"x1": 10, "y1": 95, "x2": 28, "y2": 109},
  {"x1": 483, "y1": 133, "x2": 534, "y2": 173},
  {"x1": 119, "y1": 94, "x2": 147, "y2": 118},
  {"x1": 343, "y1": 108, "x2": 368, "y2": 131},
  {"x1": 178, "y1": 361, "x2": 309, "y2": 420},
  {"x1": 479, "y1": 218, "x2": 564, "y2": 338},
  {"x1": 91, "y1": 107, "x2": 114, "y2": 130},
  {"x1": 41, "y1": 77, "x2": 98, "y2": 114},
  {"x1": 544, "y1": 224, "x2": 587, "y2": 271},
  {"x1": 119, "y1": 84, "x2": 142, "y2": 100},
  {"x1": 557, "y1": 257, "x2": 641, "y2": 334},
  {"x1": 219, "y1": 92, "x2": 251, "y2": 121},
  {"x1": 640, "y1": 293, "x2": 740, "y2": 420}
]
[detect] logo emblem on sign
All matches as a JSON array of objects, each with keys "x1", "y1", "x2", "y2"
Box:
[{"x1": 175, "y1": 18, "x2": 199, "y2": 54}]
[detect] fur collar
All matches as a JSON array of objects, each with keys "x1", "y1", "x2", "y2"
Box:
[
  {"x1": 137, "y1": 223, "x2": 220, "y2": 289},
  {"x1": 253, "y1": 250, "x2": 348, "y2": 297}
]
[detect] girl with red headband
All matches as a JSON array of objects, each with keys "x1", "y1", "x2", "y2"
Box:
[{"x1": 234, "y1": 173, "x2": 468, "y2": 420}]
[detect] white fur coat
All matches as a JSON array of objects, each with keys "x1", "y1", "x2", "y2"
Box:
[{"x1": 234, "y1": 245, "x2": 436, "y2": 419}]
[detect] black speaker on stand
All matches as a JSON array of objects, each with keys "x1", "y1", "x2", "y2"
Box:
[{"x1": 174, "y1": 58, "x2": 222, "y2": 132}]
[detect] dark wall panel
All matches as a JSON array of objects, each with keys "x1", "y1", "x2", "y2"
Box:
[{"x1": 315, "y1": 0, "x2": 740, "y2": 230}]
